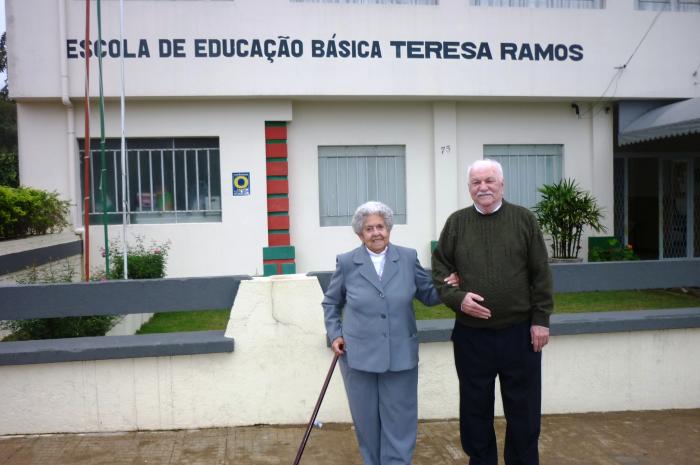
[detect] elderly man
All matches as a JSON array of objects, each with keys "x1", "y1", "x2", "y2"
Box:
[{"x1": 432, "y1": 159, "x2": 553, "y2": 465}]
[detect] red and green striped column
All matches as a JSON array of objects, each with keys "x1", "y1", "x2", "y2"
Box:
[{"x1": 263, "y1": 121, "x2": 295, "y2": 276}]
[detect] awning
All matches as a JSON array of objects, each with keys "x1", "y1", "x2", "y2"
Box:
[{"x1": 618, "y1": 97, "x2": 700, "y2": 145}]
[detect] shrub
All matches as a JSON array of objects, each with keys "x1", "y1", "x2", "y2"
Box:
[
  {"x1": 105, "y1": 236, "x2": 171, "y2": 279},
  {"x1": 0, "y1": 186, "x2": 70, "y2": 240},
  {"x1": 589, "y1": 237, "x2": 639, "y2": 262},
  {"x1": 0, "y1": 151, "x2": 18, "y2": 187},
  {"x1": 533, "y1": 178, "x2": 606, "y2": 259},
  {"x1": 0, "y1": 260, "x2": 118, "y2": 340}
]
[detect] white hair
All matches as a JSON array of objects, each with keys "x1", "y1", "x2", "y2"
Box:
[
  {"x1": 351, "y1": 201, "x2": 394, "y2": 235},
  {"x1": 467, "y1": 159, "x2": 504, "y2": 181}
]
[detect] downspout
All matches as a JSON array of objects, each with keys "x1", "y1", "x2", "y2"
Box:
[{"x1": 59, "y1": 0, "x2": 79, "y2": 230}]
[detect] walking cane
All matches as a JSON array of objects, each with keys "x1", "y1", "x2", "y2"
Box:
[{"x1": 292, "y1": 352, "x2": 340, "y2": 465}]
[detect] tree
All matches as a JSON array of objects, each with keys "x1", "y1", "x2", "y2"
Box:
[
  {"x1": 0, "y1": 31, "x2": 18, "y2": 187},
  {"x1": 1, "y1": 32, "x2": 8, "y2": 99}
]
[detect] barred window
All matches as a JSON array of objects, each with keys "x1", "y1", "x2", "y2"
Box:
[
  {"x1": 318, "y1": 145, "x2": 407, "y2": 227},
  {"x1": 79, "y1": 138, "x2": 221, "y2": 224},
  {"x1": 483, "y1": 144, "x2": 563, "y2": 210},
  {"x1": 290, "y1": 0, "x2": 437, "y2": 4},
  {"x1": 470, "y1": 0, "x2": 604, "y2": 8},
  {"x1": 636, "y1": 0, "x2": 700, "y2": 11}
]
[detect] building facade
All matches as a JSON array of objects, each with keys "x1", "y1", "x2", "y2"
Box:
[{"x1": 7, "y1": 0, "x2": 700, "y2": 277}]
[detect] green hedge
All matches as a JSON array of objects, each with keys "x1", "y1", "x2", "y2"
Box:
[
  {"x1": 0, "y1": 186, "x2": 70, "y2": 240},
  {"x1": 1, "y1": 261, "x2": 118, "y2": 341},
  {"x1": 0, "y1": 151, "x2": 18, "y2": 187},
  {"x1": 104, "y1": 237, "x2": 171, "y2": 280},
  {"x1": 588, "y1": 236, "x2": 639, "y2": 262}
]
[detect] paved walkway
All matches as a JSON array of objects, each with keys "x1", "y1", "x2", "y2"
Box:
[{"x1": 1, "y1": 410, "x2": 699, "y2": 465}]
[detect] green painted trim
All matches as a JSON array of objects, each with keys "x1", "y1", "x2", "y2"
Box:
[
  {"x1": 266, "y1": 139, "x2": 287, "y2": 144},
  {"x1": 269, "y1": 229, "x2": 290, "y2": 234},
  {"x1": 263, "y1": 263, "x2": 278, "y2": 276},
  {"x1": 267, "y1": 157, "x2": 288, "y2": 162},
  {"x1": 267, "y1": 175, "x2": 287, "y2": 180},
  {"x1": 267, "y1": 193, "x2": 288, "y2": 199},
  {"x1": 265, "y1": 121, "x2": 287, "y2": 127},
  {"x1": 281, "y1": 263, "x2": 297, "y2": 274},
  {"x1": 268, "y1": 212, "x2": 288, "y2": 217},
  {"x1": 263, "y1": 246, "x2": 295, "y2": 260}
]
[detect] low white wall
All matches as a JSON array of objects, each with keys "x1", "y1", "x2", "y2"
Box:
[
  {"x1": 0, "y1": 231, "x2": 83, "y2": 340},
  {"x1": 0, "y1": 231, "x2": 83, "y2": 285},
  {"x1": 0, "y1": 275, "x2": 699, "y2": 435}
]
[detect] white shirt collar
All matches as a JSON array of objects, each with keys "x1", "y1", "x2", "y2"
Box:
[
  {"x1": 365, "y1": 246, "x2": 388, "y2": 278},
  {"x1": 474, "y1": 201, "x2": 503, "y2": 215},
  {"x1": 365, "y1": 246, "x2": 388, "y2": 257}
]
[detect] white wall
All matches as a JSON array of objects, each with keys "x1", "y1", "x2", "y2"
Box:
[
  {"x1": 16, "y1": 90, "x2": 616, "y2": 276},
  {"x1": 289, "y1": 100, "x2": 615, "y2": 270},
  {"x1": 288, "y1": 101, "x2": 436, "y2": 271},
  {"x1": 1, "y1": 275, "x2": 698, "y2": 435},
  {"x1": 18, "y1": 99, "x2": 292, "y2": 277},
  {"x1": 456, "y1": 101, "x2": 614, "y2": 257},
  {"x1": 8, "y1": 0, "x2": 700, "y2": 100},
  {"x1": 17, "y1": 98, "x2": 613, "y2": 276},
  {"x1": 17, "y1": 103, "x2": 72, "y2": 198}
]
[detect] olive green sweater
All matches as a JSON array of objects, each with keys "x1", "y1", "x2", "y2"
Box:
[{"x1": 432, "y1": 201, "x2": 553, "y2": 329}]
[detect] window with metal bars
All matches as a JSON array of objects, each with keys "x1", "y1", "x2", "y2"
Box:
[
  {"x1": 78, "y1": 138, "x2": 221, "y2": 224},
  {"x1": 318, "y1": 145, "x2": 407, "y2": 227},
  {"x1": 636, "y1": 0, "x2": 700, "y2": 11},
  {"x1": 470, "y1": 0, "x2": 604, "y2": 8},
  {"x1": 290, "y1": 0, "x2": 438, "y2": 4}
]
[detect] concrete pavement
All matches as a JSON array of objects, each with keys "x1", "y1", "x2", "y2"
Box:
[{"x1": 1, "y1": 409, "x2": 699, "y2": 465}]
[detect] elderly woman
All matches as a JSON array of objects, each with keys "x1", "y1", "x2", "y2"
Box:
[{"x1": 323, "y1": 201, "x2": 457, "y2": 465}]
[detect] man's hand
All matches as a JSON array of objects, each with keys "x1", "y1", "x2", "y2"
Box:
[
  {"x1": 460, "y1": 292, "x2": 491, "y2": 319},
  {"x1": 530, "y1": 325, "x2": 549, "y2": 352},
  {"x1": 331, "y1": 336, "x2": 345, "y2": 356}
]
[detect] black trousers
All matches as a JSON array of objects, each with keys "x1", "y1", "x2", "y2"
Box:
[{"x1": 452, "y1": 321, "x2": 541, "y2": 465}]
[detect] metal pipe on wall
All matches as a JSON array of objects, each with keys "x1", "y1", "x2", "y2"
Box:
[{"x1": 59, "y1": 0, "x2": 79, "y2": 230}]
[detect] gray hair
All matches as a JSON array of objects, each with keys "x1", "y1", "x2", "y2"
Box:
[
  {"x1": 467, "y1": 159, "x2": 504, "y2": 181},
  {"x1": 351, "y1": 201, "x2": 394, "y2": 235}
]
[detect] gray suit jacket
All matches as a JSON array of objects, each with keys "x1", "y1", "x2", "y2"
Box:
[{"x1": 323, "y1": 243, "x2": 440, "y2": 373}]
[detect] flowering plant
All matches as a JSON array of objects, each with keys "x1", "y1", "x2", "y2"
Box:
[
  {"x1": 104, "y1": 236, "x2": 171, "y2": 279},
  {"x1": 588, "y1": 237, "x2": 639, "y2": 262}
]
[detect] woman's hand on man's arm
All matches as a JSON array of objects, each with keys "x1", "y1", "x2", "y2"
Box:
[{"x1": 445, "y1": 272, "x2": 460, "y2": 287}]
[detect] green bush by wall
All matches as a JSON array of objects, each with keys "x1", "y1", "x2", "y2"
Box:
[
  {"x1": 104, "y1": 236, "x2": 171, "y2": 280},
  {"x1": 588, "y1": 236, "x2": 639, "y2": 262},
  {"x1": 1, "y1": 261, "x2": 118, "y2": 341},
  {"x1": 0, "y1": 186, "x2": 70, "y2": 240}
]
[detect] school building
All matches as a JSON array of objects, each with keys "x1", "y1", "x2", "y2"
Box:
[{"x1": 7, "y1": 0, "x2": 700, "y2": 277}]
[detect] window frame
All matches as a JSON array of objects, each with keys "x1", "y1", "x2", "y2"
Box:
[
  {"x1": 483, "y1": 144, "x2": 563, "y2": 210},
  {"x1": 78, "y1": 137, "x2": 222, "y2": 225},
  {"x1": 318, "y1": 144, "x2": 407, "y2": 227},
  {"x1": 469, "y1": 0, "x2": 605, "y2": 9}
]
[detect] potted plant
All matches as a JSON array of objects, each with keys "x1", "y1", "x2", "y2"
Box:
[{"x1": 533, "y1": 178, "x2": 606, "y2": 261}]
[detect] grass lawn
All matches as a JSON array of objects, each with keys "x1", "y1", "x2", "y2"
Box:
[
  {"x1": 5, "y1": 289, "x2": 696, "y2": 340},
  {"x1": 133, "y1": 289, "x2": 700, "y2": 334},
  {"x1": 136, "y1": 309, "x2": 230, "y2": 334},
  {"x1": 413, "y1": 289, "x2": 700, "y2": 320}
]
